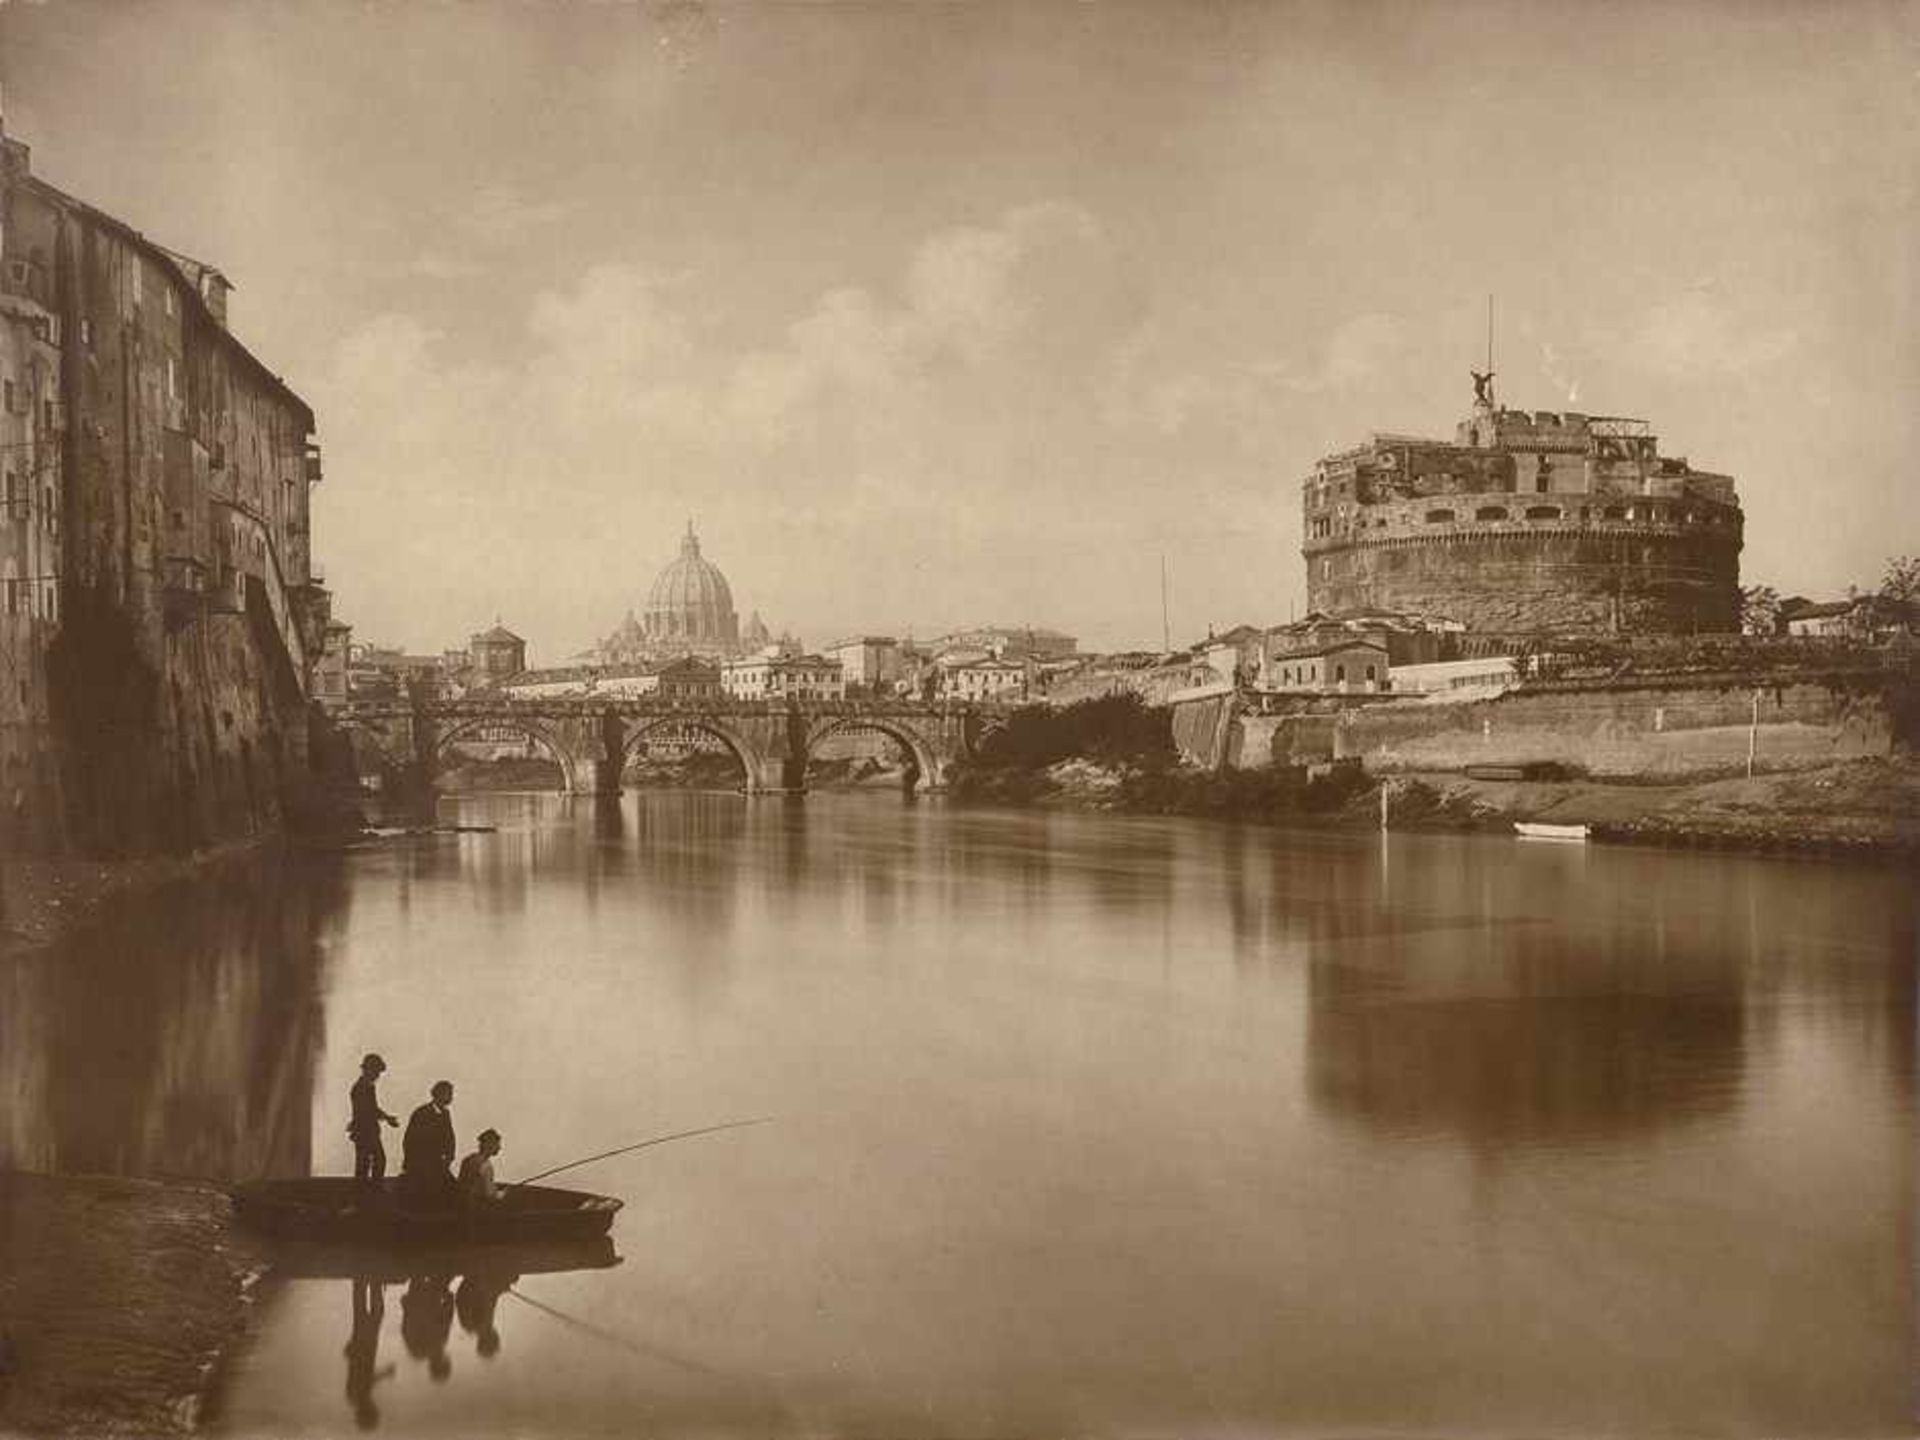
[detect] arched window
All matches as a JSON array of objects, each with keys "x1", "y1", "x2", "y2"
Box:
[
  {"x1": 1525, "y1": 505, "x2": 1561, "y2": 520},
  {"x1": 1425, "y1": 508, "x2": 1455, "y2": 524},
  {"x1": 1475, "y1": 505, "x2": 1508, "y2": 521}
]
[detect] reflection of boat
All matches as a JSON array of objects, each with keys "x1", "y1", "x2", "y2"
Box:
[
  {"x1": 1515, "y1": 821, "x2": 1590, "y2": 842},
  {"x1": 233, "y1": 1178, "x2": 622, "y2": 1243},
  {"x1": 266, "y1": 1233, "x2": 623, "y2": 1280}
]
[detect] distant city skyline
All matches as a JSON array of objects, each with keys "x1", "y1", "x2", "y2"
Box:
[{"x1": 3, "y1": 1, "x2": 1912, "y2": 659}]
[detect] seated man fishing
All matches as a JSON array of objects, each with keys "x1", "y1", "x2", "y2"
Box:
[{"x1": 457, "y1": 1128, "x2": 504, "y2": 1206}]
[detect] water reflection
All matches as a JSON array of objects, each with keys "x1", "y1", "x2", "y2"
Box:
[
  {"x1": 1302, "y1": 837, "x2": 1916, "y2": 1147},
  {"x1": 234, "y1": 1238, "x2": 621, "y2": 1433},
  {"x1": 344, "y1": 1279, "x2": 394, "y2": 1429},
  {"x1": 27, "y1": 794, "x2": 1914, "y2": 1437},
  {"x1": 0, "y1": 851, "x2": 344, "y2": 1180}
]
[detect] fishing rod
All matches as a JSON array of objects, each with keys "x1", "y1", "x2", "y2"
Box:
[{"x1": 508, "y1": 1117, "x2": 775, "y2": 1189}]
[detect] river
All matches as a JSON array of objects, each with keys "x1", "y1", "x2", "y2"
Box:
[{"x1": 4, "y1": 791, "x2": 1913, "y2": 1437}]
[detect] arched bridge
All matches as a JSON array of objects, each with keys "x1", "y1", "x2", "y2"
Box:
[{"x1": 335, "y1": 697, "x2": 996, "y2": 797}]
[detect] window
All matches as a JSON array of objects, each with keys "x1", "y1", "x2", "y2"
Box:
[
  {"x1": 80, "y1": 318, "x2": 94, "y2": 349},
  {"x1": 1475, "y1": 505, "x2": 1508, "y2": 521},
  {"x1": 1335, "y1": 664, "x2": 1346, "y2": 683},
  {"x1": 1366, "y1": 664, "x2": 1377, "y2": 681},
  {"x1": 3, "y1": 380, "x2": 12, "y2": 413},
  {"x1": 1525, "y1": 505, "x2": 1561, "y2": 520},
  {"x1": 1425, "y1": 509, "x2": 1455, "y2": 523}
]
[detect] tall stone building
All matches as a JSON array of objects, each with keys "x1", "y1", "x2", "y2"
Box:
[
  {"x1": 0, "y1": 110, "x2": 330, "y2": 854},
  {"x1": 1302, "y1": 379, "x2": 1743, "y2": 637}
]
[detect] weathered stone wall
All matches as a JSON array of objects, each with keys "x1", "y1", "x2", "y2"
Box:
[
  {"x1": 3, "y1": 135, "x2": 325, "y2": 855},
  {"x1": 0, "y1": 297, "x2": 64, "y2": 851},
  {"x1": 1305, "y1": 508, "x2": 1741, "y2": 635},
  {"x1": 1170, "y1": 691, "x2": 1234, "y2": 769},
  {"x1": 1273, "y1": 682, "x2": 1893, "y2": 777}
]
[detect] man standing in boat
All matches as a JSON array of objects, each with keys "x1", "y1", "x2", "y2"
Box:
[
  {"x1": 402, "y1": 1080, "x2": 458, "y2": 1202},
  {"x1": 347, "y1": 1053, "x2": 400, "y2": 1185}
]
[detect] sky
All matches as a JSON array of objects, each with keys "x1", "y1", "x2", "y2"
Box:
[{"x1": 2, "y1": 0, "x2": 1914, "y2": 660}]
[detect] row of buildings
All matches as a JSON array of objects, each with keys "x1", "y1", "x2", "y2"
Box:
[{"x1": 318, "y1": 523, "x2": 1084, "y2": 709}]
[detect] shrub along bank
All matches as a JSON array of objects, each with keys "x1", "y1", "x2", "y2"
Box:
[{"x1": 951, "y1": 695, "x2": 1376, "y2": 822}]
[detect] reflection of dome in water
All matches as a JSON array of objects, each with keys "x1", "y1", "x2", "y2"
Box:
[{"x1": 644, "y1": 523, "x2": 739, "y2": 655}]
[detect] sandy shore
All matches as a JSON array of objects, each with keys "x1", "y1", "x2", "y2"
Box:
[{"x1": 0, "y1": 1172, "x2": 264, "y2": 1438}]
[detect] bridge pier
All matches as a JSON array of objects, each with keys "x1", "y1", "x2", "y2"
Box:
[
  {"x1": 743, "y1": 755, "x2": 803, "y2": 796},
  {"x1": 574, "y1": 758, "x2": 625, "y2": 795}
]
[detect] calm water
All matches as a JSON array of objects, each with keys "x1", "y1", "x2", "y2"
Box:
[{"x1": 5, "y1": 791, "x2": 1914, "y2": 1437}]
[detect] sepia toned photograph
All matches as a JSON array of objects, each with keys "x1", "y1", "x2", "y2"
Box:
[{"x1": 0, "y1": 2, "x2": 1914, "y2": 1436}]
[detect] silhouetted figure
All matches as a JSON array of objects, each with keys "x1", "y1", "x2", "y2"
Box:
[
  {"x1": 455, "y1": 1260, "x2": 520, "y2": 1360},
  {"x1": 400, "y1": 1274, "x2": 456, "y2": 1383},
  {"x1": 348, "y1": 1053, "x2": 400, "y2": 1184},
  {"x1": 457, "y1": 1128, "x2": 504, "y2": 1206},
  {"x1": 1471, "y1": 368, "x2": 1496, "y2": 406},
  {"x1": 344, "y1": 1277, "x2": 395, "y2": 1430},
  {"x1": 401, "y1": 1081, "x2": 456, "y2": 1205}
]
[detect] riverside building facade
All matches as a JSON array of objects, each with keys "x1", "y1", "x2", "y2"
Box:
[{"x1": 0, "y1": 107, "x2": 330, "y2": 853}]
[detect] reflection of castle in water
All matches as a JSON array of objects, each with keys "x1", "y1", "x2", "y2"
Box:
[
  {"x1": 1292, "y1": 841, "x2": 1753, "y2": 1148},
  {"x1": 0, "y1": 853, "x2": 344, "y2": 1180}
]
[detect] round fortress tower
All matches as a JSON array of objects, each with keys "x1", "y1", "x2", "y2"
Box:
[{"x1": 1301, "y1": 384, "x2": 1742, "y2": 636}]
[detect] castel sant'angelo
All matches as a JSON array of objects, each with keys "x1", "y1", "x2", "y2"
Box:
[{"x1": 1302, "y1": 370, "x2": 1743, "y2": 637}]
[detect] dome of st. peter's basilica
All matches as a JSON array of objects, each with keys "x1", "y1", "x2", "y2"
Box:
[{"x1": 640, "y1": 523, "x2": 740, "y2": 656}]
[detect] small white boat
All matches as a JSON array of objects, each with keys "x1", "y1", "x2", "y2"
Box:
[{"x1": 1515, "y1": 821, "x2": 1590, "y2": 842}]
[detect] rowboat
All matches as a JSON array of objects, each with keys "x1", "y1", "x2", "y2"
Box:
[
  {"x1": 263, "y1": 1233, "x2": 622, "y2": 1281},
  {"x1": 1514, "y1": 821, "x2": 1590, "y2": 842},
  {"x1": 232, "y1": 1178, "x2": 622, "y2": 1245}
]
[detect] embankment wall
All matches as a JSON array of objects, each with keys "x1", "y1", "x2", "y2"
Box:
[{"x1": 1323, "y1": 682, "x2": 1891, "y2": 777}]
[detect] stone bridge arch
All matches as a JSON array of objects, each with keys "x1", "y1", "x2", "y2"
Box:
[
  {"x1": 619, "y1": 714, "x2": 774, "y2": 792},
  {"x1": 804, "y1": 715, "x2": 943, "y2": 791},
  {"x1": 434, "y1": 714, "x2": 584, "y2": 792}
]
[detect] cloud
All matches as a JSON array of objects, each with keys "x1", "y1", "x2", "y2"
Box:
[
  {"x1": 1274, "y1": 312, "x2": 1406, "y2": 394},
  {"x1": 314, "y1": 200, "x2": 1285, "y2": 655},
  {"x1": 1539, "y1": 340, "x2": 1580, "y2": 405},
  {"x1": 1633, "y1": 286, "x2": 1797, "y2": 378},
  {"x1": 457, "y1": 184, "x2": 579, "y2": 242}
]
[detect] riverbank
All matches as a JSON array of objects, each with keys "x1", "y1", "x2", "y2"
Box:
[
  {"x1": 955, "y1": 755, "x2": 1920, "y2": 859},
  {"x1": 0, "y1": 1172, "x2": 263, "y2": 1437},
  {"x1": 1387, "y1": 758, "x2": 1920, "y2": 856}
]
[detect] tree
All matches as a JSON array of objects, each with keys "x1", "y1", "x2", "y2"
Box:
[
  {"x1": 1879, "y1": 555, "x2": 1920, "y2": 605},
  {"x1": 1738, "y1": 584, "x2": 1781, "y2": 637},
  {"x1": 1874, "y1": 555, "x2": 1920, "y2": 637}
]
